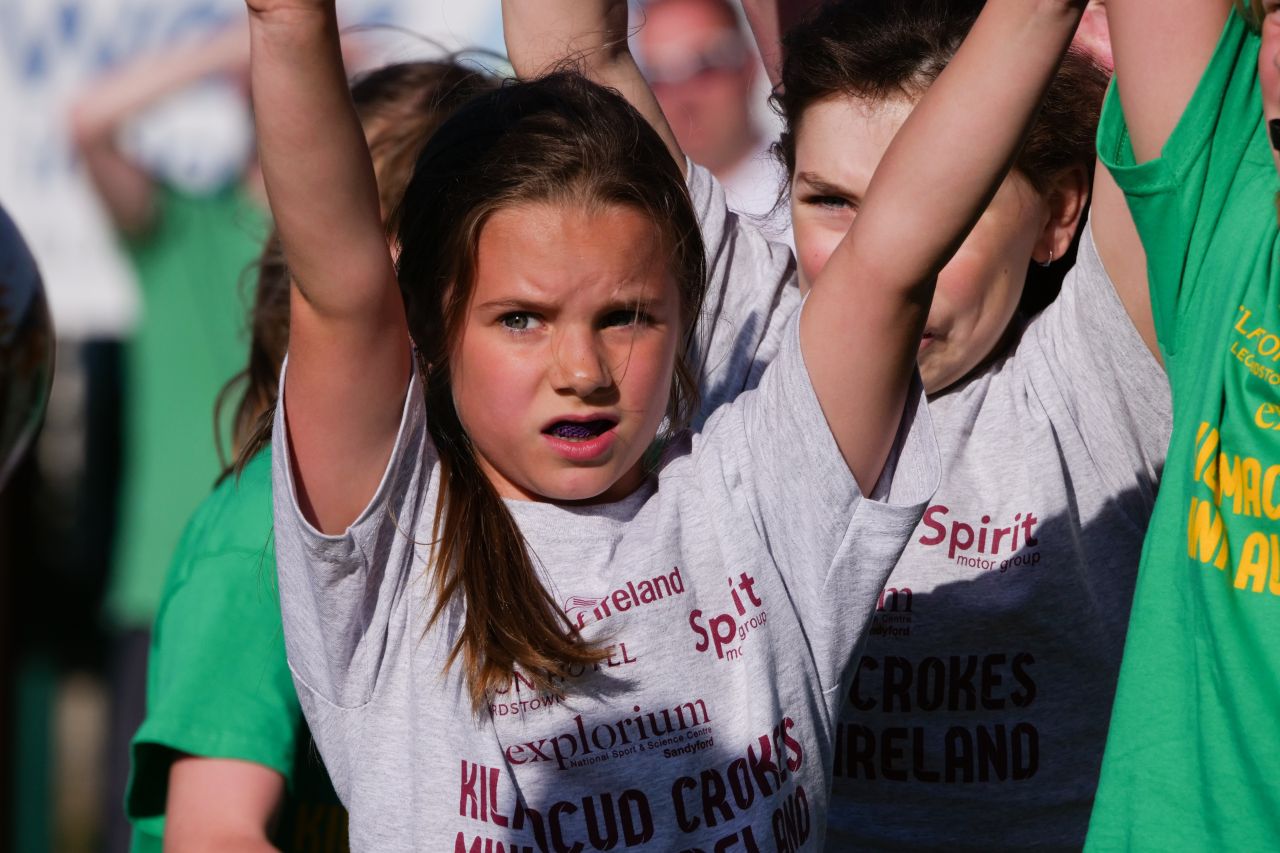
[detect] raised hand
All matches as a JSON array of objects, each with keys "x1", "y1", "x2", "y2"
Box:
[{"x1": 247, "y1": 0, "x2": 411, "y2": 533}]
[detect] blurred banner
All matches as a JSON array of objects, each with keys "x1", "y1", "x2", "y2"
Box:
[{"x1": 0, "y1": 0, "x2": 502, "y2": 339}]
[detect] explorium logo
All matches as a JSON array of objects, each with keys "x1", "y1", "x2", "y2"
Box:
[{"x1": 503, "y1": 700, "x2": 712, "y2": 770}]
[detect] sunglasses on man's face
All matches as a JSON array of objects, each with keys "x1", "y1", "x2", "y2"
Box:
[{"x1": 640, "y1": 37, "x2": 748, "y2": 87}]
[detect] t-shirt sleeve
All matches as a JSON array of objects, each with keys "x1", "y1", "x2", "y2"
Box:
[
  {"x1": 1096, "y1": 9, "x2": 1263, "y2": 356},
  {"x1": 126, "y1": 541, "x2": 299, "y2": 825},
  {"x1": 271, "y1": 360, "x2": 432, "y2": 712},
  {"x1": 685, "y1": 161, "x2": 803, "y2": 426},
  {"x1": 1021, "y1": 220, "x2": 1172, "y2": 523},
  {"x1": 694, "y1": 313, "x2": 939, "y2": 683}
]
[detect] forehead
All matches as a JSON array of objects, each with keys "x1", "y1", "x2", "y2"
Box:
[
  {"x1": 639, "y1": 0, "x2": 739, "y2": 52},
  {"x1": 793, "y1": 95, "x2": 914, "y2": 190},
  {"x1": 472, "y1": 202, "x2": 675, "y2": 305}
]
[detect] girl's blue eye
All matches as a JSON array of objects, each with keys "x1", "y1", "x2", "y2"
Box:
[
  {"x1": 805, "y1": 195, "x2": 854, "y2": 211},
  {"x1": 603, "y1": 309, "x2": 648, "y2": 328},
  {"x1": 500, "y1": 313, "x2": 541, "y2": 331}
]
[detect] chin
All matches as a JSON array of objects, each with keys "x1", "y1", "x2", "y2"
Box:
[
  {"x1": 528, "y1": 471, "x2": 619, "y2": 505},
  {"x1": 920, "y1": 362, "x2": 963, "y2": 396}
]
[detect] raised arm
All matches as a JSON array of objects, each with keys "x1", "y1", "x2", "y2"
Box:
[
  {"x1": 247, "y1": 0, "x2": 409, "y2": 533},
  {"x1": 1108, "y1": 0, "x2": 1232, "y2": 162},
  {"x1": 68, "y1": 24, "x2": 250, "y2": 237},
  {"x1": 803, "y1": 0, "x2": 1087, "y2": 492},
  {"x1": 1095, "y1": 0, "x2": 1230, "y2": 359},
  {"x1": 739, "y1": 0, "x2": 822, "y2": 89},
  {"x1": 501, "y1": 0, "x2": 685, "y2": 174},
  {"x1": 1072, "y1": 0, "x2": 1159, "y2": 362},
  {"x1": 1091, "y1": 157, "x2": 1159, "y2": 360}
]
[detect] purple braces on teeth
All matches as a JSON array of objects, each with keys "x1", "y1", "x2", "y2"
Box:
[{"x1": 553, "y1": 422, "x2": 600, "y2": 439}]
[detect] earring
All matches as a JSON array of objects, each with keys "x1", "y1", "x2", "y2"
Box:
[{"x1": 1038, "y1": 249, "x2": 1054, "y2": 268}]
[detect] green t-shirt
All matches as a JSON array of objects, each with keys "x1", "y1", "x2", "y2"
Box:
[
  {"x1": 126, "y1": 449, "x2": 348, "y2": 852},
  {"x1": 1087, "y1": 10, "x2": 1280, "y2": 849},
  {"x1": 107, "y1": 184, "x2": 269, "y2": 628}
]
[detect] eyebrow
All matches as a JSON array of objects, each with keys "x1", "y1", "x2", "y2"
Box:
[
  {"x1": 475, "y1": 295, "x2": 665, "y2": 314},
  {"x1": 475, "y1": 297, "x2": 546, "y2": 313},
  {"x1": 795, "y1": 171, "x2": 858, "y2": 198}
]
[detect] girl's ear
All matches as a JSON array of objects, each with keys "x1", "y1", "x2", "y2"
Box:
[{"x1": 1033, "y1": 164, "x2": 1091, "y2": 265}]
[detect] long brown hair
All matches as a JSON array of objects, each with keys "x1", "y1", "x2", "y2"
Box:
[
  {"x1": 773, "y1": 0, "x2": 1109, "y2": 314},
  {"x1": 215, "y1": 60, "x2": 499, "y2": 478},
  {"x1": 390, "y1": 71, "x2": 706, "y2": 710}
]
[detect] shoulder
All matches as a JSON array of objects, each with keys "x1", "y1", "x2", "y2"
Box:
[{"x1": 177, "y1": 449, "x2": 274, "y2": 564}]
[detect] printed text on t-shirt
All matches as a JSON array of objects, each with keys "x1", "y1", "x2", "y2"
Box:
[
  {"x1": 1186, "y1": 421, "x2": 1280, "y2": 595},
  {"x1": 688, "y1": 571, "x2": 767, "y2": 660},
  {"x1": 835, "y1": 652, "x2": 1039, "y2": 783},
  {"x1": 565, "y1": 565, "x2": 687, "y2": 629},
  {"x1": 456, "y1": 715, "x2": 812, "y2": 852},
  {"x1": 917, "y1": 505, "x2": 1042, "y2": 572}
]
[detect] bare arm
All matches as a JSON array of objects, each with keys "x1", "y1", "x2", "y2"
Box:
[
  {"x1": 68, "y1": 24, "x2": 250, "y2": 238},
  {"x1": 248, "y1": 0, "x2": 410, "y2": 533},
  {"x1": 802, "y1": 0, "x2": 1087, "y2": 491},
  {"x1": 501, "y1": 0, "x2": 685, "y2": 175},
  {"x1": 739, "y1": 0, "x2": 822, "y2": 88},
  {"x1": 1108, "y1": 0, "x2": 1232, "y2": 162},
  {"x1": 164, "y1": 757, "x2": 283, "y2": 852},
  {"x1": 1073, "y1": 1, "x2": 1158, "y2": 362},
  {"x1": 1091, "y1": 157, "x2": 1159, "y2": 361}
]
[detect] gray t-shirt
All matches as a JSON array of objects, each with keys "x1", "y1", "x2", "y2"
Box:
[
  {"x1": 683, "y1": 161, "x2": 800, "y2": 420},
  {"x1": 273, "y1": 319, "x2": 938, "y2": 852},
  {"x1": 826, "y1": 223, "x2": 1172, "y2": 850},
  {"x1": 270, "y1": 165, "x2": 937, "y2": 851}
]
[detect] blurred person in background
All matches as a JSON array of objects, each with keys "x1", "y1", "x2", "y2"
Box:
[
  {"x1": 67, "y1": 22, "x2": 270, "y2": 852},
  {"x1": 123, "y1": 58, "x2": 498, "y2": 853},
  {"x1": 633, "y1": 0, "x2": 788, "y2": 228}
]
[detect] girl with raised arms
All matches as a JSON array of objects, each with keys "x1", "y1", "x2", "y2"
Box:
[
  {"x1": 731, "y1": 1, "x2": 1171, "y2": 846},
  {"x1": 1084, "y1": 0, "x2": 1280, "y2": 847},
  {"x1": 249, "y1": 0, "x2": 1085, "y2": 848},
  {"x1": 526, "y1": 0, "x2": 1173, "y2": 847}
]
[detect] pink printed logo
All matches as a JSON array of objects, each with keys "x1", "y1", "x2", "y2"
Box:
[
  {"x1": 563, "y1": 566, "x2": 686, "y2": 629},
  {"x1": 917, "y1": 504, "x2": 1042, "y2": 572},
  {"x1": 869, "y1": 586, "x2": 914, "y2": 640},
  {"x1": 563, "y1": 595, "x2": 605, "y2": 627},
  {"x1": 688, "y1": 571, "x2": 767, "y2": 660},
  {"x1": 504, "y1": 700, "x2": 712, "y2": 770}
]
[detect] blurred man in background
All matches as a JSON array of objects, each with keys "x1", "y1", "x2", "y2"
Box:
[{"x1": 634, "y1": 0, "x2": 787, "y2": 228}]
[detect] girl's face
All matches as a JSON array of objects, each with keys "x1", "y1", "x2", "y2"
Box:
[
  {"x1": 451, "y1": 202, "x2": 682, "y2": 504},
  {"x1": 790, "y1": 95, "x2": 1060, "y2": 395}
]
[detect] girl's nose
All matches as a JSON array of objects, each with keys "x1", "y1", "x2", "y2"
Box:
[{"x1": 551, "y1": 328, "x2": 613, "y2": 397}]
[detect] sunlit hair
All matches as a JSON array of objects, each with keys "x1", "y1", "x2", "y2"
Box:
[
  {"x1": 773, "y1": 0, "x2": 1109, "y2": 314},
  {"x1": 389, "y1": 71, "x2": 706, "y2": 711},
  {"x1": 215, "y1": 59, "x2": 498, "y2": 479},
  {"x1": 1237, "y1": 0, "x2": 1266, "y2": 30}
]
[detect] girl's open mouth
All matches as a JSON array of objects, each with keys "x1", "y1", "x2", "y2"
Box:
[
  {"x1": 541, "y1": 418, "x2": 619, "y2": 462},
  {"x1": 544, "y1": 419, "x2": 616, "y2": 441}
]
